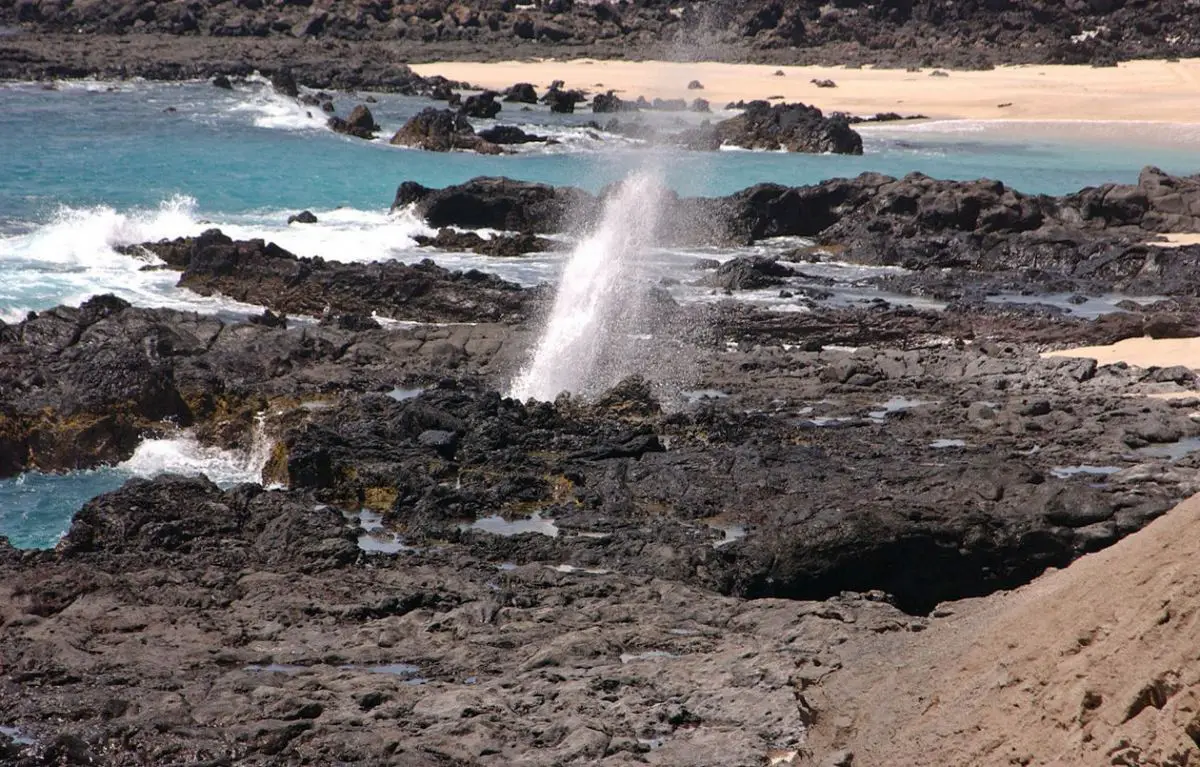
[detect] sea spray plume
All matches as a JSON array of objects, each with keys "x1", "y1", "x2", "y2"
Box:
[{"x1": 509, "y1": 171, "x2": 675, "y2": 401}]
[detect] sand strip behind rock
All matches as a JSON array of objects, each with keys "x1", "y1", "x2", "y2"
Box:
[
  {"x1": 1044, "y1": 337, "x2": 1200, "y2": 369},
  {"x1": 414, "y1": 59, "x2": 1200, "y2": 123}
]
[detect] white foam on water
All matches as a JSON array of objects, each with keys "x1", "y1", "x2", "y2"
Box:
[
  {"x1": 509, "y1": 171, "x2": 667, "y2": 401},
  {"x1": 217, "y1": 206, "x2": 434, "y2": 263},
  {"x1": 118, "y1": 418, "x2": 274, "y2": 488},
  {"x1": 0, "y1": 196, "x2": 271, "y2": 317},
  {"x1": 227, "y1": 81, "x2": 328, "y2": 131},
  {"x1": 1, "y1": 195, "x2": 198, "y2": 267},
  {"x1": 0, "y1": 197, "x2": 441, "y2": 316}
]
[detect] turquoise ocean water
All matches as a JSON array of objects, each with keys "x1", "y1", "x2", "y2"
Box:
[{"x1": 4, "y1": 76, "x2": 1200, "y2": 546}]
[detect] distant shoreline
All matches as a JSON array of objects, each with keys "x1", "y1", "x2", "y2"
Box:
[
  {"x1": 3, "y1": 30, "x2": 1200, "y2": 121},
  {"x1": 414, "y1": 58, "x2": 1200, "y2": 124}
]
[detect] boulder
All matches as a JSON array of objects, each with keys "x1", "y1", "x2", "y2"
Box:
[
  {"x1": 327, "y1": 104, "x2": 379, "y2": 140},
  {"x1": 287, "y1": 210, "x2": 318, "y2": 225},
  {"x1": 389, "y1": 108, "x2": 503, "y2": 155},
  {"x1": 592, "y1": 91, "x2": 635, "y2": 113},
  {"x1": 503, "y1": 82, "x2": 539, "y2": 103},
  {"x1": 542, "y1": 83, "x2": 586, "y2": 114},
  {"x1": 714, "y1": 101, "x2": 862, "y2": 154},
  {"x1": 460, "y1": 90, "x2": 501, "y2": 119},
  {"x1": 700, "y1": 256, "x2": 797, "y2": 290},
  {"x1": 391, "y1": 177, "x2": 597, "y2": 232},
  {"x1": 476, "y1": 125, "x2": 553, "y2": 145},
  {"x1": 270, "y1": 68, "x2": 299, "y2": 98}
]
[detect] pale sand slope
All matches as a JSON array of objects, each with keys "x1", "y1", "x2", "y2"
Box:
[
  {"x1": 1153, "y1": 233, "x2": 1200, "y2": 247},
  {"x1": 1045, "y1": 337, "x2": 1200, "y2": 370},
  {"x1": 810, "y1": 493, "x2": 1200, "y2": 766},
  {"x1": 413, "y1": 59, "x2": 1200, "y2": 122}
]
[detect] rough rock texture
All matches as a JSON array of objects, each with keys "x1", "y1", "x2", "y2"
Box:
[
  {"x1": 0, "y1": 294, "x2": 527, "y2": 478},
  {"x1": 413, "y1": 228, "x2": 556, "y2": 258},
  {"x1": 394, "y1": 170, "x2": 1200, "y2": 295},
  {"x1": 459, "y1": 90, "x2": 501, "y2": 119},
  {"x1": 712, "y1": 100, "x2": 863, "y2": 154},
  {"x1": 4, "y1": 330, "x2": 1200, "y2": 762},
  {"x1": 326, "y1": 104, "x2": 379, "y2": 140},
  {"x1": 476, "y1": 125, "x2": 553, "y2": 145},
  {"x1": 7, "y1": 261, "x2": 1200, "y2": 762},
  {"x1": 393, "y1": 177, "x2": 597, "y2": 233},
  {"x1": 129, "y1": 229, "x2": 532, "y2": 323},
  {"x1": 389, "y1": 107, "x2": 503, "y2": 154}
]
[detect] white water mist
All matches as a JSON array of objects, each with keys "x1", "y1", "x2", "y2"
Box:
[{"x1": 509, "y1": 171, "x2": 667, "y2": 401}]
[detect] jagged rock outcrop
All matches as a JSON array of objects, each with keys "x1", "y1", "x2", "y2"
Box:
[
  {"x1": 392, "y1": 177, "x2": 597, "y2": 232},
  {"x1": 130, "y1": 229, "x2": 531, "y2": 323},
  {"x1": 413, "y1": 228, "x2": 555, "y2": 257},
  {"x1": 459, "y1": 90, "x2": 501, "y2": 119},
  {"x1": 476, "y1": 125, "x2": 553, "y2": 145},
  {"x1": 327, "y1": 104, "x2": 379, "y2": 140},
  {"x1": 389, "y1": 108, "x2": 503, "y2": 154},
  {"x1": 391, "y1": 170, "x2": 1200, "y2": 295},
  {"x1": 710, "y1": 100, "x2": 862, "y2": 154}
]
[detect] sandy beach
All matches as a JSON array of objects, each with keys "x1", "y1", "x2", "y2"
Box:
[
  {"x1": 414, "y1": 58, "x2": 1200, "y2": 123},
  {"x1": 1045, "y1": 336, "x2": 1200, "y2": 369}
]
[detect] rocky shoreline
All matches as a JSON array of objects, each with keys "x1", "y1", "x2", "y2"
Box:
[
  {"x1": 5, "y1": 0, "x2": 1200, "y2": 79},
  {"x1": 4, "y1": 159, "x2": 1200, "y2": 762}
]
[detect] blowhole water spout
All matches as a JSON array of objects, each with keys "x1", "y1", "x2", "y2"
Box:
[{"x1": 509, "y1": 171, "x2": 668, "y2": 401}]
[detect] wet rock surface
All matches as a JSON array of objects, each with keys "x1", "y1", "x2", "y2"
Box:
[
  {"x1": 395, "y1": 170, "x2": 1200, "y2": 296},
  {"x1": 126, "y1": 228, "x2": 532, "y2": 324},
  {"x1": 8, "y1": 165, "x2": 1200, "y2": 762},
  {"x1": 5, "y1": 286, "x2": 1200, "y2": 762}
]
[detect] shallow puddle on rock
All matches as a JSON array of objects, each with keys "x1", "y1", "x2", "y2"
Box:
[
  {"x1": 619, "y1": 650, "x2": 678, "y2": 663},
  {"x1": 340, "y1": 663, "x2": 426, "y2": 684},
  {"x1": 1050, "y1": 465, "x2": 1121, "y2": 479},
  {"x1": 387, "y1": 387, "x2": 424, "y2": 401},
  {"x1": 1132, "y1": 436, "x2": 1200, "y2": 461},
  {"x1": 353, "y1": 510, "x2": 415, "y2": 554},
  {"x1": 0, "y1": 725, "x2": 35, "y2": 745},
  {"x1": 358, "y1": 534, "x2": 413, "y2": 554},
  {"x1": 244, "y1": 663, "x2": 307, "y2": 674},
  {"x1": 868, "y1": 396, "x2": 936, "y2": 420},
  {"x1": 803, "y1": 416, "x2": 857, "y2": 427},
  {"x1": 704, "y1": 520, "x2": 747, "y2": 548},
  {"x1": 679, "y1": 389, "x2": 730, "y2": 404},
  {"x1": 930, "y1": 439, "x2": 966, "y2": 449},
  {"x1": 464, "y1": 513, "x2": 560, "y2": 538},
  {"x1": 549, "y1": 563, "x2": 611, "y2": 574},
  {"x1": 984, "y1": 292, "x2": 1166, "y2": 319}
]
